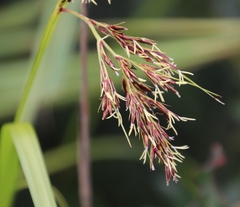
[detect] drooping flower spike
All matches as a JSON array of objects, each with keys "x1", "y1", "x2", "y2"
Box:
[
  {"x1": 62, "y1": 6, "x2": 224, "y2": 185},
  {"x1": 89, "y1": 20, "x2": 223, "y2": 184}
]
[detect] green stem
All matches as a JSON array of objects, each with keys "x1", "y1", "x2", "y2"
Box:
[
  {"x1": 62, "y1": 8, "x2": 103, "y2": 41},
  {"x1": 14, "y1": 0, "x2": 69, "y2": 122}
]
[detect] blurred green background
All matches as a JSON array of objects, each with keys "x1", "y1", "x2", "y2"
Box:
[{"x1": 1, "y1": 0, "x2": 240, "y2": 206}]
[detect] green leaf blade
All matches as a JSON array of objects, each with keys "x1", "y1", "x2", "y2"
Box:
[
  {"x1": 0, "y1": 124, "x2": 19, "y2": 207},
  {"x1": 7, "y1": 122, "x2": 57, "y2": 207}
]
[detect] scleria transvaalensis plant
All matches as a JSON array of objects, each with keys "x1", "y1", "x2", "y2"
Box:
[{"x1": 65, "y1": 0, "x2": 224, "y2": 185}]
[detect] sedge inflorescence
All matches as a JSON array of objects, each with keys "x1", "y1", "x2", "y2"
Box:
[
  {"x1": 93, "y1": 20, "x2": 199, "y2": 185},
  {"x1": 63, "y1": 3, "x2": 223, "y2": 184}
]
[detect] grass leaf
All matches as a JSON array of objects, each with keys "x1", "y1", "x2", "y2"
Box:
[
  {"x1": 5, "y1": 122, "x2": 57, "y2": 207},
  {"x1": 0, "y1": 125, "x2": 19, "y2": 207}
]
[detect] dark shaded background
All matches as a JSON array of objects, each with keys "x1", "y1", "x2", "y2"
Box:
[{"x1": 1, "y1": 0, "x2": 240, "y2": 206}]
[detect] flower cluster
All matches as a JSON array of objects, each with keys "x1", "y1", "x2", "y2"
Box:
[
  {"x1": 84, "y1": 19, "x2": 224, "y2": 185},
  {"x1": 64, "y1": 6, "x2": 223, "y2": 184},
  {"x1": 89, "y1": 20, "x2": 201, "y2": 185}
]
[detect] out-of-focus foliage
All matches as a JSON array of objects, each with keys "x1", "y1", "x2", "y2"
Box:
[{"x1": 0, "y1": 0, "x2": 240, "y2": 206}]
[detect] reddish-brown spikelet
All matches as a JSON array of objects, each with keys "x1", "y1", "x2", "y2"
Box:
[{"x1": 92, "y1": 18, "x2": 223, "y2": 185}]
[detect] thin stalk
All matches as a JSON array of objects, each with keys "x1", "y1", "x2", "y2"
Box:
[
  {"x1": 62, "y1": 8, "x2": 101, "y2": 41},
  {"x1": 78, "y1": 3, "x2": 92, "y2": 207},
  {"x1": 14, "y1": 0, "x2": 68, "y2": 122}
]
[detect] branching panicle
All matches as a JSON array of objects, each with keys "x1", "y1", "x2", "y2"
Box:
[
  {"x1": 63, "y1": 7, "x2": 223, "y2": 184},
  {"x1": 91, "y1": 20, "x2": 223, "y2": 184}
]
